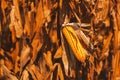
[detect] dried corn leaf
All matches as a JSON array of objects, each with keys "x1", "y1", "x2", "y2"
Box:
[
  {"x1": 31, "y1": 36, "x2": 42, "y2": 64},
  {"x1": 69, "y1": 1, "x2": 81, "y2": 24},
  {"x1": 10, "y1": 6, "x2": 23, "y2": 38},
  {"x1": 4, "y1": 57, "x2": 13, "y2": 71},
  {"x1": 1, "y1": 0, "x2": 7, "y2": 23},
  {"x1": 93, "y1": 0, "x2": 109, "y2": 25},
  {"x1": 44, "y1": 51, "x2": 53, "y2": 66},
  {"x1": 0, "y1": 65, "x2": 18, "y2": 80},
  {"x1": 54, "y1": 46, "x2": 63, "y2": 59},
  {"x1": 95, "y1": 61, "x2": 103, "y2": 75},
  {"x1": 56, "y1": 64, "x2": 64, "y2": 80},
  {"x1": 35, "y1": 1, "x2": 45, "y2": 33},
  {"x1": 20, "y1": 45, "x2": 31, "y2": 72},
  {"x1": 24, "y1": 14, "x2": 31, "y2": 37},
  {"x1": 100, "y1": 32, "x2": 113, "y2": 60},
  {"x1": 38, "y1": 56, "x2": 49, "y2": 78},
  {"x1": 27, "y1": 64, "x2": 43, "y2": 80},
  {"x1": 20, "y1": 70, "x2": 29, "y2": 80},
  {"x1": 13, "y1": 0, "x2": 22, "y2": 25},
  {"x1": 76, "y1": 28, "x2": 90, "y2": 47}
]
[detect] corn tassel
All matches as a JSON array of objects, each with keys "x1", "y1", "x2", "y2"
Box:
[{"x1": 62, "y1": 26, "x2": 86, "y2": 62}]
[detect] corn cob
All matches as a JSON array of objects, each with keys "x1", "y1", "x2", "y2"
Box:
[{"x1": 62, "y1": 26, "x2": 86, "y2": 62}]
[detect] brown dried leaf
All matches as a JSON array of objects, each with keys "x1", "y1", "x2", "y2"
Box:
[
  {"x1": 76, "y1": 29, "x2": 90, "y2": 47},
  {"x1": 117, "y1": 4, "x2": 120, "y2": 30},
  {"x1": 20, "y1": 70, "x2": 29, "y2": 80},
  {"x1": 10, "y1": 41, "x2": 20, "y2": 73},
  {"x1": 10, "y1": 6, "x2": 23, "y2": 38},
  {"x1": 38, "y1": 55, "x2": 49, "y2": 78},
  {"x1": 0, "y1": 65, "x2": 18, "y2": 80},
  {"x1": 31, "y1": 37, "x2": 42, "y2": 64},
  {"x1": 100, "y1": 32, "x2": 113, "y2": 60},
  {"x1": 118, "y1": 31, "x2": 120, "y2": 49},
  {"x1": 13, "y1": 0, "x2": 22, "y2": 25},
  {"x1": 24, "y1": 14, "x2": 31, "y2": 37},
  {"x1": 54, "y1": 46, "x2": 63, "y2": 59},
  {"x1": 44, "y1": 51, "x2": 53, "y2": 66},
  {"x1": 61, "y1": 32, "x2": 69, "y2": 76},
  {"x1": 20, "y1": 45, "x2": 31, "y2": 72},
  {"x1": 56, "y1": 64, "x2": 64, "y2": 80},
  {"x1": 9, "y1": 25, "x2": 16, "y2": 43},
  {"x1": 95, "y1": 61, "x2": 103, "y2": 75},
  {"x1": 104, "y1": 17, "x2": 110, "y2": 27},
  {"x1": 69, "y1": 1, "x2": 81, "y2": 24},
  {"x1": 35, "y1": 1, "x2": 45, "y2": 33},
  {"x1": 4, "y1": 57, "x2": 13, "y2": 71},
  {"x1": 27, "y1": 64, "x2": 43, "y2": 80},
  {"x1": 93, "y1": 0, "x2": 109, "y2": 25},
  {"x1": 1, "y1": 0, "x2": 7, "y2": 23},
  {"x1": 49, "y1": 29, "x2": 58, "y2": 44}
]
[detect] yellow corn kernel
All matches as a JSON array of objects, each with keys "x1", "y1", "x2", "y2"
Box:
[{"x1": 62, "y1": 26, "x2": 86, "y2": 62}]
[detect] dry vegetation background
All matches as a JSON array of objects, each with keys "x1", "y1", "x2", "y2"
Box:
[{"x1": 0, "y1": 0, "x2": 120, "y2": 80}]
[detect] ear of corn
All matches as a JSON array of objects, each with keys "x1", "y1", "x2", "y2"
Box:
[{"x1": 62, "y1": 26, "x2": 86, "y2": 62}]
